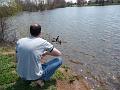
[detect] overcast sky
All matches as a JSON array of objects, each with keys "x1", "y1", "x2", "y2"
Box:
[{"x1": 65, "y1": 0, "x2": 76, "y2": 3}]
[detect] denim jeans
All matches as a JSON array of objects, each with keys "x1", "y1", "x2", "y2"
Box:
[
  {"x1": 40, "y1": 57, "x2": 62, "y2": 81},
  {"x1": 21, "y1": 58, "x2": 62, "y2": 84}
]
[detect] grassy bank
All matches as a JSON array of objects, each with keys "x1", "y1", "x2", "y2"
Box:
[{"x1": 0, "y1": 43, "x2": 91, "y2": 90}]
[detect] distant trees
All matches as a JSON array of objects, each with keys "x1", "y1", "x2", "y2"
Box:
[
  {"x1": 96, "y1": 0, "x2": 105, "y2": 6},
  {"x1": 66, "y1": 1, "x2": 74, "y2": 7},
  {"x1": 88, "y1": 0, "x2": 120, "y2": 6},
  {"x1": 15, "y1": 0, "x2": 38, "y2": 11},
  {"x1": 15, "y1": 0, "x2": 66, "y2": 11},
  {"x1": 53, "y1": 0, "x2": 66, "y2": 8},
  {"x1": 77, "y1": 0, "x2": 87, "y2": 6},
  {"x1": 0, "y1": 0, "x2": 21, "y2": 42}
]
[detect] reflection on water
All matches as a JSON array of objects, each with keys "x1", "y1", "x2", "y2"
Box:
[{"x1": 7, "y1": 5, "x2": 120, "y2": 90}]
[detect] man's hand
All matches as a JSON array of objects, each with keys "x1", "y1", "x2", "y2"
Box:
[
  {"x1": 40, "y1": 51, "x2": 47, "y2": 64},
  {"x1": 41, "y1": 51, "x2": 47, "y2": 59}
]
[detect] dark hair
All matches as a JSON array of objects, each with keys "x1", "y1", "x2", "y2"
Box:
[{"x1": 30, "y1": 24, "x2": 41, "y2": 37}]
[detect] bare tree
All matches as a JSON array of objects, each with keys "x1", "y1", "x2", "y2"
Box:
[
  {"x1": 0, "y1": 6, "x2": 9, "y2": 41},
  {"x1": 0, "y1": 0, "x2": 20, "y2": 42}
]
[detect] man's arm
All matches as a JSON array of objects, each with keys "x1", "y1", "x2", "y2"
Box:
[
  {"x1": 42, "y1": 48, "x2": 62, "y2": 57},
  {"x1": 40, "y1": 48, "x2": 62, "y2": 64}
]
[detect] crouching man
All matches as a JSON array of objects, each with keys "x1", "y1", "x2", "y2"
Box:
[{"x1": 16, "y1": 24, "x2": 62, "y2": 86}]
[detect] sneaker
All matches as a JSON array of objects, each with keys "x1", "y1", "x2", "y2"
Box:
[{"x1": 35, "y1": 80, "x2": 44, "y2": 87}]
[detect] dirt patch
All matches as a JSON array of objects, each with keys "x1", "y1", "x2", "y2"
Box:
[
  {"x1": 57, "y1": 80, "x2": 90, "y2": 90},
  {"x1": 56, "y1": 67, "x2": 91, "y2": 90}
]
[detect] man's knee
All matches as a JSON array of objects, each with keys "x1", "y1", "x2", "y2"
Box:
[
  {"x1": 58, "y1": 58, "x2": 62, "y2": 65},
  {"x1": 54, "y1": 57, "x2": 63, "y2": 66}
]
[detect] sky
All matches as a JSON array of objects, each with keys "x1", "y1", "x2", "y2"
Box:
[{"x1": 65, "y1": 0, "x2": 77, "y2": 3}]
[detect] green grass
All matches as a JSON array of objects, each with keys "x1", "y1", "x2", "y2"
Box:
[
  {"x1": 0, "y1": 54, "x2": 63, "y2": 90},
  {"x1": 61, "y1": 65, "x2": 69, "y2": 70},
  {"x1": 52, "y1": 70, "x2": 65, "y2": 80},
  {"x1": 0, "y1": 55, "x2": 18, "y2": 85},
  {"x1": 3, "y1": 78, "x2": 57, "y2": 90}
]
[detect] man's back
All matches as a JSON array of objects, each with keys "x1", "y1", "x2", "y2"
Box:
[{"x1": 16, "y1": 37, "x2": 53, "y2": 80}]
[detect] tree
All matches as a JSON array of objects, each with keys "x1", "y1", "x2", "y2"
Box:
[
  {"x1": 77, "y1": 0, "x2": 86, "y2": 6},
  {"x1": 53, "y1": 0, "x2": 66, "y2": 8},
  {"x1": 0, "y1": 0, "x2": 21, "y2": 42}
]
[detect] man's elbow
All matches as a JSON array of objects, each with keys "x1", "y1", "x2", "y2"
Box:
[
  {"x1": 57, "y1": 52, "x2": 62, "y2": 56},
  {"x1": 52, "y1": 48, "x2": 62, "y2": 56},
  {"x1": 54, "y1": 51, "x2": 62, "y2": 56}
]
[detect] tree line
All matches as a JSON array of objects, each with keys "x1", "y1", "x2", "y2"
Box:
[
  {"x1": 15, "y1": 0, "x2": 66, "y2": 12},
  {"x1": 89, "y1": 0, "x2": 120, "y2": 6},
  {"x1": 77, "y1": 0, "x2": 120, "y2": 6}
]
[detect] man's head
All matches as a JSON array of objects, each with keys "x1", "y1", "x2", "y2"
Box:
[{"x1": 30, "y1": 24, "x2": 41, "y2": 37}]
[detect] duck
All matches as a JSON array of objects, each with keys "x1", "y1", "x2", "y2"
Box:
[
  {"x1": 52, "y1": 36, "x2": 59, "y2": 42},
  {"x1": 56, "y1": 36, "x2": 59, "y2": 42},
  {"x1": 58, "y1": 40, "x2": 61, "y2": 45}
]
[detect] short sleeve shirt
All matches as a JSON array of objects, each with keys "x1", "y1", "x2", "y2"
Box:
[{"x1": 16, "y1": 37, "x2": 54, "y2": 80}]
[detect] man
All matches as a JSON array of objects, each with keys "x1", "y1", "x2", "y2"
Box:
[{"x1": 16, "y1": 24, "x2": 62, "y2": 86}]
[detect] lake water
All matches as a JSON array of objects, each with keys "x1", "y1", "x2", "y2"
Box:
[{"x1": 7, "y1": 5, "x2": 120, "y2": 90}]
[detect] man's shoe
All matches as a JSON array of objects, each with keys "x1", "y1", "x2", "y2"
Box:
[{"x1": 35, "y1": 80, "x2": 44, "y2": 87}]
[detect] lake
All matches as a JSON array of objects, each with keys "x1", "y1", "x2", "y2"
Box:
[{"x1": 7, "y1": 5, "x2": 120, "y2": 90}]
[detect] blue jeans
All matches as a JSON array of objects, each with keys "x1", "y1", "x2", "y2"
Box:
[{"x1": 40, "y1": 57, "x2": 62, "y2": 81}]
